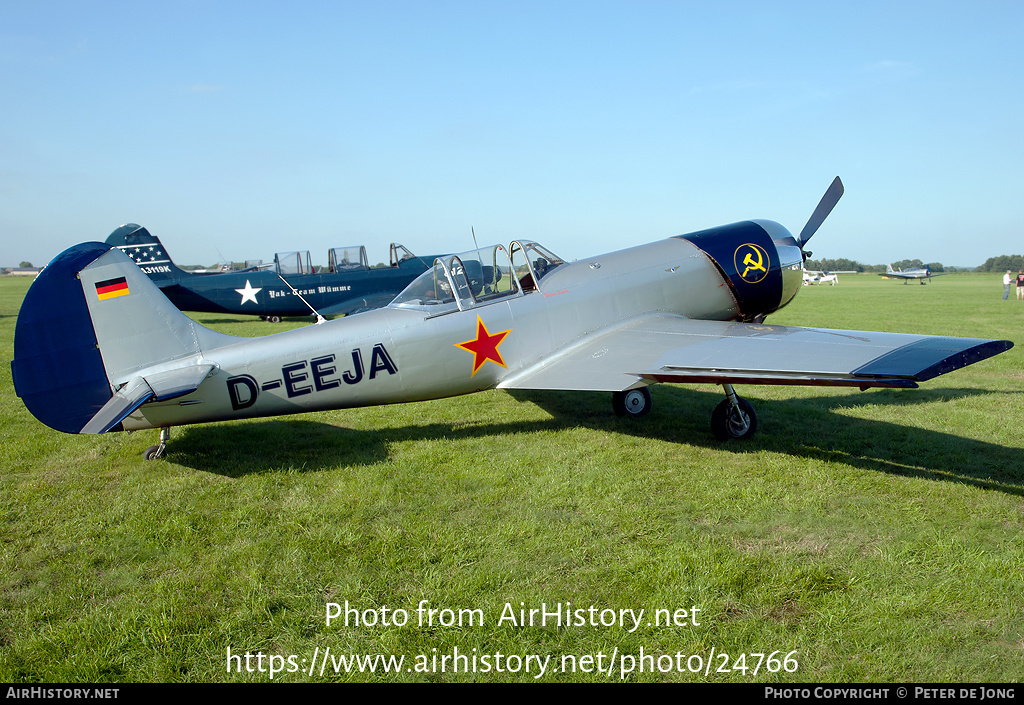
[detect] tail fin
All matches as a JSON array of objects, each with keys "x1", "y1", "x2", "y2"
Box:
[
  {"x1": 104, "y1": 223, "x2": 189, "y2": 283},
  {"x1": 12, "y1": 243, "x2": 235, "y2": 433}
]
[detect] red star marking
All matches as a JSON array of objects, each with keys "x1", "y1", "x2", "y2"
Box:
[{"x1": 455, "y1": 316, "x2": 512, "y2": 377}]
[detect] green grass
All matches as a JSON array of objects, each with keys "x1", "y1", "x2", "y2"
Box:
[{"x1": 1, "y1": 273, "x2": 1022, "y2": 682}]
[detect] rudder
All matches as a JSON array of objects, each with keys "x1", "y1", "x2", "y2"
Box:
[
  {"x1": 105, "y1": 223, "x2": 187, "y2": 282},
  {"x1": 12, "y1": 243, "x2": 115, "y2": 433},
  {"x1": 13, "y1": 243, "x2": 236, "y2": 434}
]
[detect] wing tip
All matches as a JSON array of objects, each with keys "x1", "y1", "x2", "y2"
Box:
[{"x1": 853, "y1": 338, "x2": 1013, "y2": 383}]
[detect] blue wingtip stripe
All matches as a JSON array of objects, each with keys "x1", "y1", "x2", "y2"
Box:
[{"x1": 852, "y1": 338, "x2": 1014, "y2": 382}]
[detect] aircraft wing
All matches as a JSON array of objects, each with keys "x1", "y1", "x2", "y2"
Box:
[{"x1": 498, "y1": 315, "x2": 1011, "y2": 393}]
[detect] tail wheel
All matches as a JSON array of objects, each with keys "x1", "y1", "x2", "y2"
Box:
[
  {"x1": 143, "y1": 427, "x2": 170, "y2": 460},
  {"x1": 711, "y1": 397, "x2": 757, "y2": 440},
  {"x1": 612, "y1": 387, "x2": 652, "y2": 417}
]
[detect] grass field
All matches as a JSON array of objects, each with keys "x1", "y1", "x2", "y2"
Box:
[{"x1": 1, "y1": 272, "x2": 1022, "y2": 682}]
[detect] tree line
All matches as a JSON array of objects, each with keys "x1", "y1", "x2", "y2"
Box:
[
  {"x1": 977, "y1": 255, "x2": 1024, "y2": 273},
  {"x1": 804, "y1": 256, "x2": 1024, "y2": 273},
  {"x1": 803, "y1": 258, "x2": 947, "y2": 273}
]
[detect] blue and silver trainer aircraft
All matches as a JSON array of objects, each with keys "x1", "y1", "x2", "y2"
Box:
[
  {"x1": 879, "y1": 263, "x2": 946, "y2": 284},
  {"x1": 13, "y1": 178, "x2": 1013, "y2": 459},
  {"x1": 104, "y1": 224, "x2": 439, "y2": 321}
]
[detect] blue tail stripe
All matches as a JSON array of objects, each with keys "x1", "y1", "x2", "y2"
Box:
[{"x1": 12, "y1": 242, "x2": 115, "y2": 434}]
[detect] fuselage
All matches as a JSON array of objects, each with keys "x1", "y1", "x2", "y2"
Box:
[
  {"x1": 120, "y1": 222, "x2": 803, "y2": 431},
  {"x1": 104, "y1": 224, "x2": 436, "y2": 317},
  {"x1": 159, "y1": 263, "x2": 430, "y2": 317}
]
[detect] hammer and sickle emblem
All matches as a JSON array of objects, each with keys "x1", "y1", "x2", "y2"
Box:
[{"x1": 734, "y1": 243, "x2": 770, "y2": 283}]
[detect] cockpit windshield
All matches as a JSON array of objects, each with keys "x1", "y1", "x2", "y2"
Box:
[
  {"x1": 328, "y1": 246, "x2": 368, "y2": 272},
  {"x1": 390, "y1": 243, "x2": 418, "y2": 266},
  {"x1": 509, "y1": 241, "x2": 566, "y2": 292},
  {"x1": 390, "y1": 244, "x2": 520, "y2": 314},
  {"x1": 275, "y1": 251, "x2": 314, "y2": 275},
  {"x1": 390, "y1": 261, "x2": 459, "y2": 313}
]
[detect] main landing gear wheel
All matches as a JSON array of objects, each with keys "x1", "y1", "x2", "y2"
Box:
[
  {"x1": 711, "y1": 396, "x2": 757, "y2": 440},
  {"x1": 612, "y1": 387, "x2": 652, "y2": 417}
]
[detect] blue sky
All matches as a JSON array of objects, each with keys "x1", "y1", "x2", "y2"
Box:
[{"x1": 2, "y1": 1, "x2": 1022, "y2": 268}]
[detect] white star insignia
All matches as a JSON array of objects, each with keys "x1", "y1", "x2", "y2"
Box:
[{"x1": 235, "y1": 280, "x2": 262, "y2": 305}]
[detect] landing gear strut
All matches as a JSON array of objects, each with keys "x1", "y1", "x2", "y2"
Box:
[
  {"x1": 143, "y1": 427, "x2": 170, "y2": 460},
  {"x1": 711, "y1": 384, "x2": 757, "y2": 440}
]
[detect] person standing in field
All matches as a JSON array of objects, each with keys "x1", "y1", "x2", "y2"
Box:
[
  {"x1": 1017, "y1": 270, "x2": 1024, "y2": 300},
  {"x1": 1005, "y1": 270, "x2": 1013, "y2": 299}
]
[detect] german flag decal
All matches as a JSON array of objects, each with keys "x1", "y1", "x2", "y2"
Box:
[{"x1": 95, "y1": 276, "x2": 130, "y2": 301}]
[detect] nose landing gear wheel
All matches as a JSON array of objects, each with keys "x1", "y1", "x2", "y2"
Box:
[
  {"x1": 612, "y1": 387, "x2": 652, "y2": 417},
  {"x1": 711, "y1": 397, "x2": 757, "y2": 440}
]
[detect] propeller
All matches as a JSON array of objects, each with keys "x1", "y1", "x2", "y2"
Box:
[{"x1": 797, "y1": 176, "x2": 844, "y2": 257}]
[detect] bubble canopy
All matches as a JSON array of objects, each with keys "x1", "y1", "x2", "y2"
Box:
[{"x1": 389, "y1": 241, "x2": 565, "y2": 314}]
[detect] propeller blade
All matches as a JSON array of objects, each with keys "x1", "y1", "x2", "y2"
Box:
[{"x1": 798, "y1": 176, "x2": 844, "y2": 246}]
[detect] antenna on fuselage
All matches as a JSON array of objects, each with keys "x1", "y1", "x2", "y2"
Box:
[
  {"x1": 214, "y1": 245, "x2": 232, "y2": 272},
  {"x1": 274, "y1": 273, "x2": 327, "y2": 324}
]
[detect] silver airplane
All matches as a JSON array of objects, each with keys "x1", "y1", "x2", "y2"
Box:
[
  {"x1": 12, "y1": 178, "x2": 1013, "y2": 459},
  {"x1": 880, "y1": 263, "x2": 945, "y2": 284}
]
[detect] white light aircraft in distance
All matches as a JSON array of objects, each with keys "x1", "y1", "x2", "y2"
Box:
[
  {"x1": 12, "y1": 177, "x2": 1013, "y2": 459},
  {"x1": 802, "y1": 267, "x2": 839, "y2": 286}
]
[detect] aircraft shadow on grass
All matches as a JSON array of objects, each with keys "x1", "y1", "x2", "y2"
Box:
[{"x1": 171, "y1": 385, "x2": 1023, "y2": 496}]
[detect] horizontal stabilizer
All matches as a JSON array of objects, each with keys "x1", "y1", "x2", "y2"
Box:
[
  {"x1": 80, "y1": 377, "x2": 154, "y2": 434},
  {"x1": 144, "y1": 363, "x2": 216, "y2": 401},
  {"x1": 78, "y1": 363, "x2": 216, "y2": 435}
]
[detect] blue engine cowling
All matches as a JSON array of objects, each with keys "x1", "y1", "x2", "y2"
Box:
[{"x1": 676, "y1": 219, "x2": 804, "y2": 322}]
